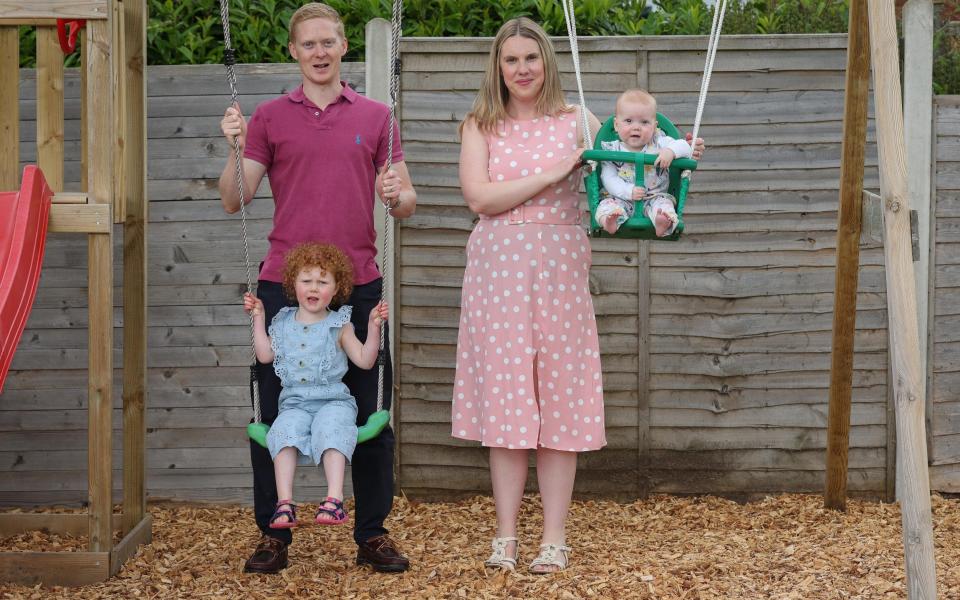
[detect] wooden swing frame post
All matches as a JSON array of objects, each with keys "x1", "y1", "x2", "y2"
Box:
[
  {"x1": 867, "y1": 0, "x2": 937, "y2": 594},
  {"x1": 824, "y1": 0, "x2": 870, "y2": 511},
  {"x1": 825, "y1": 0, "x2": 937, "y2": 596},
  {"x1": 0, "y1": 0, "x2": 149, "y2": 587}
]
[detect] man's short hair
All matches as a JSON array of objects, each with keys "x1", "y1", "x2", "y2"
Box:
[{"x1": 289, "y1": 3, "x2": 345, "y2": 43}]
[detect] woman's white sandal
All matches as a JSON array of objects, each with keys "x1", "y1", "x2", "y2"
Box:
[
  {"x1": 484, "y1": 536, "x2": 519, "y2": 571},
  {"x1": 528, "y1": 543, "x2": 570, "y2": 574}
]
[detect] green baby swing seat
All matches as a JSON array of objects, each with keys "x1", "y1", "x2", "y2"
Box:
[{"x1": 582, "y1": 113, "x2": 698, "y2": 240}]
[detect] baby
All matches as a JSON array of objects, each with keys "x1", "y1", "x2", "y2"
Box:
[{"x1": 597, "y1": 89, "x2": 692, "y2": 237}]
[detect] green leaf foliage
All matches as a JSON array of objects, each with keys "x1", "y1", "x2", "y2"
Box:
[
  {"x1": 12, "y1": 0, "x2": 957, "y2": 93},
  {"x1": 933, "y1": 24, "x2": 960, "y2": 95}
]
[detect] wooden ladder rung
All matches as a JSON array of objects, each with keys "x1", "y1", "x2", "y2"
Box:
[{"x1": 52, "y1": 192, "x2": 89, "y2": 204}]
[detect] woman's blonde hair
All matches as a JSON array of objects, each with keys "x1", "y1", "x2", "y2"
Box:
[
  {"x1": 288, "y1": 2, "x2": 345, "y2": 43},
  {"x1": 461, "y1": 17, "x2": 571, "y2": 136}
]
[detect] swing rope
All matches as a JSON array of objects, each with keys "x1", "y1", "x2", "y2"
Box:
[
  {"x1": 218, "y1": 0, "x2": 261, "y2": 425},
  {"x1": 560, "y1": 0, "x2": 592, "y2": 150},
  {"x1": 691, "y1": 0, "x2": 728, "y2": 143},
  {"x1": 218, "y1": 0, "x2": 402, "y2": 443},
  {"x1": 376, "y1": 0, "x2": 404, "y2": 415}
]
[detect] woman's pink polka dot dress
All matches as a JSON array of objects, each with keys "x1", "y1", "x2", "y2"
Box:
[{"x1": 451, "y1": 109, "x2": 606, "y2": 452}]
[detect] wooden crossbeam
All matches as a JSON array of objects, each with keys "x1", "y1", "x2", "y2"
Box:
[
  {"x1": 0, "y1": 551, "x2": 110, "y2": 586},
  {"x1": 49, "y1": 203, "x2": 111, "y2": 233},
  {"x1": 0, "y1": 513, "x2": 122, "y2": 536},
  {"x1": 0, "y1": 1, "x2": 109, "y2": 20},
  {"x1": 0, "y1": 18, "x2": 58, "y2": 25}
]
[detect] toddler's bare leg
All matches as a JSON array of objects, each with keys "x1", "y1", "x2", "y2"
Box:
[
  {"x1": 316, "y1": 449, "x2": 347, "y2": 523},
  {"x1": 322, "y1": 448, "x2": 346, "y2": 502},
  {"x1": 272, "y1": 447, "x2": 298, "y2": 524}
]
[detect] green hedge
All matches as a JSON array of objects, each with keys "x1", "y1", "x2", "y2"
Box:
[
  {"x1": 15, "y1": 0, "x2": 959, "y2": 93},
  {"x1": 934, "y1": 27, "x2": 960, "y2": 95}
]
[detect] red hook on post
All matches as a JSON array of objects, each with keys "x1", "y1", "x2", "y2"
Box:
[{"x1": 56, "y1": 19, "x2": 86, "y2": 55}]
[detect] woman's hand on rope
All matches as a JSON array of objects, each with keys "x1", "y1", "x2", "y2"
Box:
[
  {"x1": 686, "y1": 133, "x2": 706, "y2": 160},
  {"x1": 377, "y1": 169, "x2": 402, "y2": 209},
  {"x1": 369, "y1": 301, "x2": 389, "y2": 328},
  {"x1": 222, "y1": 102, "x2": 248, "y2": 151},
  {"x1": 542, "y1": 148, "x2": 586, "y2": 186}
]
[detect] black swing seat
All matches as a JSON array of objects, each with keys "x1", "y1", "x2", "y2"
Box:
[{"x1": 583, "y1": 113, "x2": 698, "y2": 240}]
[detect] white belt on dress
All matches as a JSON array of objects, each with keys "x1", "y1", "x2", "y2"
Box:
[{"x1": 482, "y1": 204, "x2": 582, "y2": 226}]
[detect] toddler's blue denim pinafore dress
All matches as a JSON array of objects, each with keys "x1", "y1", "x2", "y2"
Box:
[{"x1": 265, "y1": 306, "x2": 359, "y2": 464}]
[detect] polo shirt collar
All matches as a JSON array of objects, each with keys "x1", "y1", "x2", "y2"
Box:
[{"x1": 288, "y1": 82, "x2": 357, "y2": 108}]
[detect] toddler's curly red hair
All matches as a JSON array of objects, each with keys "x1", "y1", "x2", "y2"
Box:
[{"x1": 281, "y1": 242, "x2": 354, "y2": 306}]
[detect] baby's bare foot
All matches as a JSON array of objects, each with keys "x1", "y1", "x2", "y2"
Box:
[
  {"x1": 602, "y1": 212, "x2": 621, "y2": 234},
  {"x1": 654, "y1": 209, "x2": 676, "y2": 237}
]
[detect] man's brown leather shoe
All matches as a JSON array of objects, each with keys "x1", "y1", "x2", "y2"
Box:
[
  {"x1": 356, "y1": 534, "x2": 410, "y2": 572},
  {"x1": 243, "y1": 535, "x2": 289, "y2": 574}
]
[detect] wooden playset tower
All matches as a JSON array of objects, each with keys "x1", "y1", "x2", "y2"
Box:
[{"x1": 0, "y1": 0, "x2": 149, "y2": 586}]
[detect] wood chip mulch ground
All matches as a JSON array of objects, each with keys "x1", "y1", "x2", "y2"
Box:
[{"x1": 1, "y1": 493, "x2": 959, "y2": 599}]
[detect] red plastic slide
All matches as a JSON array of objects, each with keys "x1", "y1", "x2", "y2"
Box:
[{"x1": 0, "y1": 166, "x2": 53, "y2": 393}]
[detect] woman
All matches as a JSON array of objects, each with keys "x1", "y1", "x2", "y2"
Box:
[
  {"x1": 453, "y1": 16, "x2": 604, "y2": 575},
  {"x1": 452, "y1": 17, "x2": 704, "y2": 574}
]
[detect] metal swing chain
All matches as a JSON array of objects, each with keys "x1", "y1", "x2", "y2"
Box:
[
  {"x1": 376, "y1": 0, "x2": 403, "y2": 414},
  {"x1": 218, "y1": 0, "x2": 262, "y2": 424}
]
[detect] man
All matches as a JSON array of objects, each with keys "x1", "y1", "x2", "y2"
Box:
[{"x1": 218, "y1": 2, "x2": 415, "y2": 574}]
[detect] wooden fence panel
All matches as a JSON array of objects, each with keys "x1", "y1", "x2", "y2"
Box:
[{"x1": 931, "y1": 97, "x2": 960, "y2": 492}]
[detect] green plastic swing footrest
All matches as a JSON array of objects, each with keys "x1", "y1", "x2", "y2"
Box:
[{"x1": 246, "y1": 409, "x2": 391, "y2": 449}]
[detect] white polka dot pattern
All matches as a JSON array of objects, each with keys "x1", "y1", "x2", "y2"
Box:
[{"x1": 451, "y1": 109, "x2": 606, "y2": 452}]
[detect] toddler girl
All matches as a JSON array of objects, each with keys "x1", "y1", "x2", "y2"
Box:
[{"x1": 243, "y1": 242, "x2": 388, "y2": 528}]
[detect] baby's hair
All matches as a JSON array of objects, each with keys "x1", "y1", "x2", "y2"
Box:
[
  {"x1": 616, "y1": 89, "x2": 657, "y2": 115},
  {"x1": 281, "y1": 242, "x2": 354, "y2": 306}
]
